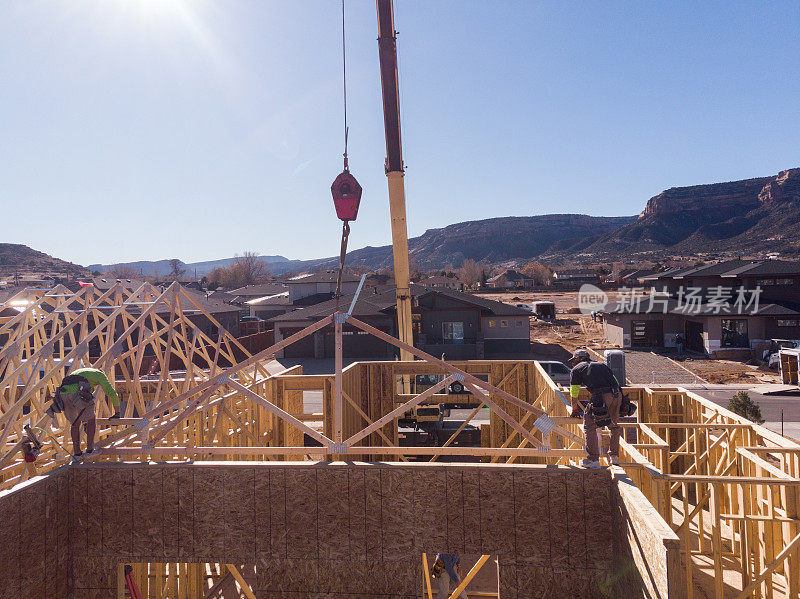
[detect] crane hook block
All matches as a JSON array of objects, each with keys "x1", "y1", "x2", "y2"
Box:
[{"x1": 331, "y1": 169, "x2": 362, "y2": 222}]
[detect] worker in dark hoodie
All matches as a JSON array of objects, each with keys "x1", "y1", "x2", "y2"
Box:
[{"x1": 568, "y1": 349, "x2": 622, "y2": 469}]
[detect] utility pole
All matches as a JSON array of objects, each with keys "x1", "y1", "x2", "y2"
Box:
[{"x1": 377, "y1": 0, "x2": 413, "y2": 361}]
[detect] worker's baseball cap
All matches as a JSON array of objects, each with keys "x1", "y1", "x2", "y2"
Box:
[{"x1": 567, "y1": 349, "x2": 591, "y2": 366}]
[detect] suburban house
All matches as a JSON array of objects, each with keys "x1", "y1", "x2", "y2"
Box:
[
  {"x1": 269, "y1": 285, "x2": 531, "y2": 360},
  {"x1": 245, "y1": 291, "x2": 294, "y2": 321},
  {"x1": 225, "y1": 282, "x2": 288, "y2": 306},
  {"x1": 286, "y1": 270, "x2": 361, "y2": 304},
  {"x1": 486, "y1": 269, "x2": 535, "y2": 289},
  {"x1": 602, "y1": 260, "x2": 800, "y2": 356},
  {"x1": 417, "y1": 274, "x2": 464, "y2": 291},
  {"x1": 552, "y1": 268, "x2": 600, "y2": 288},
  {"x1": 77, "y1": 278, "x2": 242, "y2": 339}
]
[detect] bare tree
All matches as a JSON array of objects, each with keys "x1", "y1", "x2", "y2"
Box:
[
  {"x1": 521, "y1": 261, "x2": 553, "y2": 285},
  {"x1": 206, "y1": 252, "x2": 271, "y2": 289},
  {"x1": 107, "y1": 264, "x2": 140, "y2": 279},
  {"x1": 230, "y1": 252, "x2": 271, "y2": 286},
  {"x1": 458, "y1": 259, "x2": 483, "y2": 287},
  {"x1": 167, "y1": 259, "x2": 186, "y2": 281}
]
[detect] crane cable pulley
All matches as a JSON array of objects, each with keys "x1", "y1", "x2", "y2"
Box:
[{"x1": 331, "y1": 0, "x2": 362, "y2": 311}]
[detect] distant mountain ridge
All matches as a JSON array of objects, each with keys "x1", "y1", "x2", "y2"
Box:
[
  {"x1": 88, "y1": 255, "x2": 292, "y2": 277},
  {"x1": 584, "y1": 168, "x2": 800, "y2": 258},
  {"x1": 0, "y1": 244, "x2": 88, "y2": 277},
  {"x1": 310, "y1": 214, "x2": 638, "y2": 270},
  {"x1": 68, "y1": 166, "x2": 800, "y2": 275}
]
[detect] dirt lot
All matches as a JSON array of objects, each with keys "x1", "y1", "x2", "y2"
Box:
[
  {"x1": 481, "y1": 290, "x2": 781, "y2": 384},
  {"x1": 482, "y1": 291, "x2": 615, "y2": 353},
  {"x1": 674, "y1": 357, "x2": 780, "y2": 384}
]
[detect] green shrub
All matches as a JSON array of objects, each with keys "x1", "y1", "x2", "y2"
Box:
[{"x1": 728, "y1": 391, "x2": 765, "y2": 424}]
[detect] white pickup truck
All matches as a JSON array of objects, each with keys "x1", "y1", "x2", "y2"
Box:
[{"x1": 764, "y1": 339, "x2": 800, "y2": 368}]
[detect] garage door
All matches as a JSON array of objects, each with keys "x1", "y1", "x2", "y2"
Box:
[
  {"x1": 280, "y1": 327, "x2": 315, "y2": 358},
  {"x1": 632, "y1": 320, "x2": 663, "y2": 348},
  {"x1": 323, "y1": 326, "x2": 392, "y2": 358}
]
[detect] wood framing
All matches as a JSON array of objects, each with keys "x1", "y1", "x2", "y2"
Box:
[{"x1": 0, "y1": 285, "x2": 798, "y2": 597}]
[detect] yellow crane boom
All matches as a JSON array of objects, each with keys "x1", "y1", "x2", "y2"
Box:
[{"x1": 376, "y1": 0, "x2": 414, "y2": 361}]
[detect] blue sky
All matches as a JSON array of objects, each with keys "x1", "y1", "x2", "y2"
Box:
[{"x1": 1, "y1": 1, "x2": 798, "y2": 266}]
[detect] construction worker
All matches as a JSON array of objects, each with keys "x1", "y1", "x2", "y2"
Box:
[
  {"x1": 568, "y1": 349, "x2": 622, "y2": 469},
  {"x1": 675, "y1": 333, "x2": 685, "y2": 356},
  {"x1": 432, "y1": 553, "x2": 468, "y2": 599},
  {"x1": 47, "y1": 367, "x2": 120, "y2": 459}
]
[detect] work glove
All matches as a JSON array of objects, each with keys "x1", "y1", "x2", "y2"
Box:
[{"x1": 570, "y1": 408, "x2": 583, "y2": 418}]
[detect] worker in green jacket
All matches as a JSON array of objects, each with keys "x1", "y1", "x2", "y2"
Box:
[{"x1": 48, "y1": 367, "x2": 121, "y2": 459}]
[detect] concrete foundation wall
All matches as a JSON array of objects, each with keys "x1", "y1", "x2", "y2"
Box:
[{"x1": 0, "y1": 461, "x2": 679, "y2": 599}]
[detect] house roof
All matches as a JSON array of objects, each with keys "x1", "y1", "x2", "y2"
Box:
[
  {"x1": 287, "y1": 270, "x2": 361, "y2": 284},
  {"x1": 487, "y1": 269, "x2": 533, "y2": 283},
  {"x1": 604, "y1": 298, "x2": 800, "y2": 317},
  {"x1": 227, "y1": 283, "x2": 288, "y2": 297},
  {"x1": 158, "y1": 289, "x2": 241, "y2": 316},
  {"x1": 647, "y1": 259, "x2": 800, "y2": 281},
  {"x1": 245, "y1": 291, "x2": 291, "y2": 306},
  {"x1": 269, "y1": 285, "x2": 531, "y2": 323},
  {"x1": 554, "y1": 269, "x2": 598, "y2": 278},
  {"x1": 419, "y1": 275, "x2": 461, "y2": 285}
]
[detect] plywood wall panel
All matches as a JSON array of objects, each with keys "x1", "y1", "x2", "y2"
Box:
[
  {"x1": 162, "y1": 465, "x2": 181, "y2": 557},
  {"x1": 445, "y1": 469, "x2": 465, "y2": 554},
  {"x1": 101, "y1": 467, "x2": 133, "y2": 556},
  {"x1": 347, "y1": 467, "x2": 367, "y2": 560},
  {"x1": 71, "y1": 467, "x2": 89, "y2": 555},
  {"x1": 254, "y1": 468, "x2": 271, "y2": 559},
  {"x1": 85, "y1": 468, "x2": 103, "y2": 558},
  {"x1": 176, "y1": 466, "x2": 195, "y2": 558},
  {"x1": 546, "y1": 470, "x2": 569, "y2": 570},
  {"x1": 585, "y1": 469, "x2": 614, "y2": 570},
  {"x1": 462, "y1": 467, "x2": 482, "y2": 550},
  {"x1": 364, "y1": 467, "x2": 382, "y2": 561},
  {"x1": 132, "y1": 465, "x2": 163, "y2": 556},
  {"x1": 0, "y1": 493, "x2": 20, "y2": 599},
  {"x1": 317, "y1": 468, "x2": 350, "y2": 560},
  {"x1": 20, "y1": 482, "x2": 47, "y2": 599},
  {"x1": 0, "y1": 460, "x2": 625, "y2": 599},
  {"x1": 268, "y1": 467, "x2": 287, "y2": 559},
  {"x1": 224, "y1": 466, "x2": 255, "y2": 561},
  {"x1": 193, "y1": 466, "x2": 225, "y2": 559},
  {"x1": 565, "y1": 473, "x2": 587, "y2": 568},
  {"x1": 513, "y1": 469, "x2": 550, "y2": 566},
  {"x1": 44, "y1": 476, "x2": 59, "y2": 598},
  {"x1": 286, "y1": 468, "x2": 318, "y2": 559},
  {"x1": 382, "y1": 467, "x2": 415, "y2": 559},
  {"x1": 413, "y1": 467, "x2": 447, "y2": 553},
  {"x1": 479, "y1": 469, "x2": 515, "y2": 557}
]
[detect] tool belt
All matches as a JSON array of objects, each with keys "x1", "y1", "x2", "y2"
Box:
[
  {"x1": 431, "y1": 556, "x2": 444, "y2": 579},
  {"x1": 51, "y1": 375, "x2": 95, "y2": 425},
  {"x1": 588, "y1": 404, "x2": 612, "y2": 428}
]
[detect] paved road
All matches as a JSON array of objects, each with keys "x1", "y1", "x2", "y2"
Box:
[
  {"x1": 623, "y1": 350, "x2": 703, "y2": 385},
  {"x1": 684, "y1": 385, "x2": 800, "y2": 442}
]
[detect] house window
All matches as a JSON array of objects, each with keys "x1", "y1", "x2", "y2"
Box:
[
  {"x1": 778, "y1": 319, "x2": 799, "y2": 327},
  {"x1": 756, "y1": 279, "x2": 775, "y2": 286},
  {"x1": 776, "y1": 278, "x2": 794, "y2": 285},
  {"x1": 442, "y1": 322, "x2": 465, "y2": 344},
  {"x1": 721, "y1": 319, "x2": 748, "y2": 348}
]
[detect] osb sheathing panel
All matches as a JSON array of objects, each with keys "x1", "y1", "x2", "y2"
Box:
[
  {"x1": 611, "y1": 469, "x2": 685, "y2": 599},
  {"x1": 0, "y1": 461, "x2": 618, "y2": 598},
  {"x1": 0, "y1": 467, "x2": 72, "y2": 599}
]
